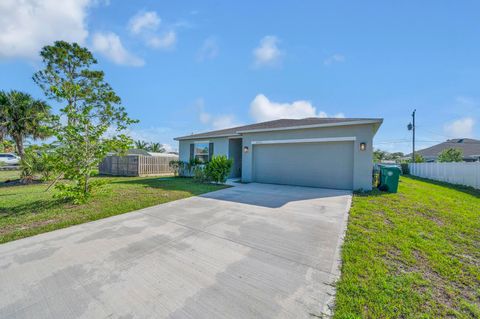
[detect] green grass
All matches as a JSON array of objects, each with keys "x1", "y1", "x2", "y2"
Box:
[
  {"x1": 0, "y1": 175, "x2": 226, "y2": 244},
  {"x1": 0, "y1": 169, "x2": 20, "y2": 182},
  {"x1": 334, "y1": 176, "x2": 480, "y2": 318}
]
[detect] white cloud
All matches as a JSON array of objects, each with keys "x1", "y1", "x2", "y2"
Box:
[
  {"x1": 196, "y1": 37, "x2": 219, "y2": 61},
  {"x1": 253, "y1": 36, "x2": 283, "y2": 68},
  {"x1": 147, "y1": 31, "x2": 176, "y2": 49},
  {"x1": 324, "y1": 53, "x2": 345, "y2": 66},
  {"x1": 249, "y1": 94, "x2": 343, "y2": 122},
  {"x1": 195, "y1": 98, "x2": 239, "y2": 129},
  {"x1": 443, "y1": 117, "x2": 475, "y2": 138},
  {"x1": 0, "y1": 0, "x2": 92, "y2": 59},
  {"x1": 211, "y1": 115, "x2": 237, "y2": 130},
  {"x1": 91, "y1": 32, "x2": 144, "y2": 66},
  {"x1": 128, "y1": 11, "x2": 160, "y2": 35},
  {"x1": 128, "y1": 10, "x2": 176, "y2": 50}
]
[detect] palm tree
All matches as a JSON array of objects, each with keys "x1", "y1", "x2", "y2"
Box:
[
  {"x1": 134, "y1": 140, "x2": 149, "y2": 150},
  {"x1": 149, "y1": 142, "x2": 165, "y2": 153},
  {"x1": 0, "y1": 90, "x2": 52, "y2": 159}
]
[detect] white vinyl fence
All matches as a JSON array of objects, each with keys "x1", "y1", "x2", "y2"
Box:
[{"x1": 409, "y1": 162, "x2": 480, "y2": 189}]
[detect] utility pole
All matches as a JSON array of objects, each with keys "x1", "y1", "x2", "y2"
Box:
[{"x1": 408, "y1": 109, "x2": 416, "y2": 162}]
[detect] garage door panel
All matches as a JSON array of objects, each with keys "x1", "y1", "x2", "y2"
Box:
[{"x1": 253, "y1": 142, "x2": 353, "y2": 190}]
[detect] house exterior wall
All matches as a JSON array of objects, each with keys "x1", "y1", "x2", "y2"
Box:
[
  {"x1": 178, "y1": 137, "x2": 229, "y2": 162},
  {"x1": 240, "y1": 124, "x2": 376, "y2": 190},
  {"x1": 178, "y1": 123, "x2": 377, "y2": 190}
]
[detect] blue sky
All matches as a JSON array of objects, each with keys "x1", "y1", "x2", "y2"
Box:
[{"x1": 1, "y1": 0, "x2": 479, "y2": 152}]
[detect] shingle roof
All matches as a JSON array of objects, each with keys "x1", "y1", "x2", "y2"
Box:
[
  {"x1": 175, "y1": 117, "x2": 383, "y2": 140},
  {"x1": 126, "y1": 149, "x2": 152, "y2": 156},
  {"x1": 416, "y1": 138, "x2": 480, "y2": 158}
]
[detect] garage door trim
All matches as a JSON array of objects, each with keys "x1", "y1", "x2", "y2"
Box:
[{"x1": 251, "y1": 136, "x2": 356, "y2": 145}]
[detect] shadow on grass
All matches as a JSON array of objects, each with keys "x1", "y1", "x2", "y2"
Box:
[
  {"x1": 0, "y1": 180, "x2": 45, "y2": 189},
  {"x1": 354, "y1": 181, "x2": 400, "y2": 197},
  {"x1": 407, "y1": 175, "x2": 480, "y2": 199},
  {"x1": 0, "y1": 198, "x2": 67, "y2": 219}
]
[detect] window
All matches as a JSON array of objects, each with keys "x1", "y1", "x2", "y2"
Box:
[{"x1": 194, "y1": 143, "x2": 210, "y2": 163}]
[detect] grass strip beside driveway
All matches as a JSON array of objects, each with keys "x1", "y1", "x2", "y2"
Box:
[
  {"x1": 0, "y1": 174, "x2": 226, "y2": 244},
  {"x1": 334, "y1": 176, "x2": 480, "y2": 318}
]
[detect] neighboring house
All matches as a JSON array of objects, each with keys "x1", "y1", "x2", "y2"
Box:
[
  {"x1": 175, "y1": 117, "x2": 383, "y2": 190},
  {"x1": 148, "y1": 152, "x2": 178, "y2": 158},
  {"x1": 123, "y1": 149, "x2": 152, "y2": 156},
  {"x1": 413, "y1": 138, "x2": 480, "y2": 162}
]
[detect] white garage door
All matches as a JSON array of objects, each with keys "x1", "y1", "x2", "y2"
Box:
[{"x1": 253, "y1": 141, "x2": 354, "y2": 190}]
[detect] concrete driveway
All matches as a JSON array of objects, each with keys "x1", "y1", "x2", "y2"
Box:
[{"x1": 0, "y1": 183, "x2": 352, "y2": 319}]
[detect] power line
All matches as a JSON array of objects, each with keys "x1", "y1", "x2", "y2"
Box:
[{"x1": 375, "y1": 140, "x2": 442, "y2": 144}]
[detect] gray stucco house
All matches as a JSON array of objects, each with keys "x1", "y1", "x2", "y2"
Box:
[{"x1": 175, "y1": 117, "x2": 383, "y2": 190}]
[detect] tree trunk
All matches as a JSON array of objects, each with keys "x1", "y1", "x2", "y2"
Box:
[
  {"x1": 84, "y1": 174, "x2": 89, "y2": 196},
  {"x1": 13, "y1": 135, "x2": 24, "y2": 159}
]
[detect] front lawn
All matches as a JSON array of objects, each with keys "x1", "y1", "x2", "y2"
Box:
[
  {"x1": 0, "y1": 169, "x2": 20, "y2": 183},
  {"x1": 0, "y1": 175, "x2": 226, "y2": 244},
  {"x1": 335, "y1": 176, "x2": 480, "y2": 318}
]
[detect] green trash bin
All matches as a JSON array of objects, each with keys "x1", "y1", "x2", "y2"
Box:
[{"x1": 379, "y1": 165, "x2": 401, "y2": 193}]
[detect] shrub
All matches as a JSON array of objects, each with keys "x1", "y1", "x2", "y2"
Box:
[
  {"x1": 19, "y1": 146, "x2": 58, "y2": 183},
  {"x1": 193, "y1": 165, "x2": 209, "y2": 183},
  {"x1": 438, "y1": 148, "x2": 463, "y2": 162},
  {"x1": 205, "y1": 155, "x2": 233, "y2": 184},
  {"x1": 176, "y1": 158, "x2": 203, "y2": 176},
  {"x1": 187, "y1": 158, "x2": 201, "y2": 173},
  {"x1": 400, "y1": 163, "x2": 410, "y2": 175},
  {"x1": 19, "y1": 150, "x2": 36, "y2": 183},
  {"x1": 169, "y1": 160, "x2": 182, "y2": 177},
  {"x1": 35, "y1": 151, "x2": 58, "y2": 181},
  {"x1": 1, "y1": 140, "x2": 15, "y2": 153},
  {"x1": 54, "y1": 179, "x2": 106, "y2": 204}
]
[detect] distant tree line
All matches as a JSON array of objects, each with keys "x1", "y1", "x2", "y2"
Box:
[
  {"x1": 373, "y1": 149, "x2": 409, "y2": 163},
  {"x1": 374, "y1": 147, "x2": 464, "y2": 163}
]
